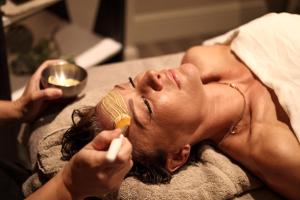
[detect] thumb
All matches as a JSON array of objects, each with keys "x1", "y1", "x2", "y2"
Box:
[
  {"x1": 87, "y1": 129, "x2": 122, "y2": 151},
  {"x1": 32, "y1": 88, "x2": 63, "y2": 101}
]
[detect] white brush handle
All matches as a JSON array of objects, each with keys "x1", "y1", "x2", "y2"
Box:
[{"x1": 106, "y1": 134, "x2": 124, "y2": 162}]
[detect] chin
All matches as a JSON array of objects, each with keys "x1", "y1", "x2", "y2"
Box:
[{"x1": 180, "y1": 63, "x2": 200, "y2": 77}]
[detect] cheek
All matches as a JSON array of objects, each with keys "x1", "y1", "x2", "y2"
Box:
[
  {"x1": 157, "y1": 96, "x2": 201, "y2": 133},
  {"x1": 159, "y1": 92, "x2": 193, "y2": 116},
  {"x1": 156, "y1": 97, "x2": 179, "y2": 121},
  {"x1": 127, "y1": 127, "x2": 153, "y2": 153},
  {"x1": 128, "y1": 122, "x2": 169, "y2": 151}
]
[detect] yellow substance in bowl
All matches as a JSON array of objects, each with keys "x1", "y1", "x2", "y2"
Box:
[{"x1": 48, "y1": 75, "x2": 80, "y2": 87}]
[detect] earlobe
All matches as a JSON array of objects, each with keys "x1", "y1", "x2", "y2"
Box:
[{"x1": 166, "y1": 144, "x2": 191, "y2": 172}]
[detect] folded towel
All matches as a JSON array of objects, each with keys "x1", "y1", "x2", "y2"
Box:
[{"x1": 23, "y1": 126, "x2": 280, "y2": 199}]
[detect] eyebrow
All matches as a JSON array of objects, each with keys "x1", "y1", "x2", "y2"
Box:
[
  {"x1": 128, "y1": 99, "x2": 145, "y2": 129},
  {"x1": 114, "y1": 84, "x2": 125, "y2": 90}
]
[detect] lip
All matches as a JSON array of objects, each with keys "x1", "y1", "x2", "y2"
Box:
[{"x1": 167, "y1": 69, "x2": 181, "y2": 89}]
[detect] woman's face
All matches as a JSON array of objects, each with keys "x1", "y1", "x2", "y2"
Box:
[{"x1": 96, "y1": 63, "x2": 206, "y2": 154}]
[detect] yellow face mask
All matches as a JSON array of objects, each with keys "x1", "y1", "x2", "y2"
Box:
[{"x1": 99, "y1": 90, "x2": 131, "y2": 129}]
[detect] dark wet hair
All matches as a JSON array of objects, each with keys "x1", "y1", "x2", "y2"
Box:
[
  {"x1": 61, "y1": 106, "x2": 101, "y2": 160},
  {"x1": 61, "y1": 106, "x2": 199, "y2": 184}
]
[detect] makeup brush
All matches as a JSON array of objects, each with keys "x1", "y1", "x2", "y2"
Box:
[
  {"x1": 99, "y1": 90, "x2": 132, "y2": 162},
  {"x1": 106, "y1": 114, "x2": 131, "y2": 162}
]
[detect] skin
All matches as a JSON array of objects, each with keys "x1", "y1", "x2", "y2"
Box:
[
  {"x1": 96, "y1": 63, "x2": 208, "y2": 170},
  {"x1": 183, "y1": 45, "x2": 300, "y2": 199},
  {"x1": 0, "y1": 60, "x2": 63, "y2": 122},
  {"x1": 96, "y1": 44, "x2": 300, "y2": 199},
  {"x1": 0, "y1": 60, "x2": 133, "y2": 200},
  {"x1": 27, "y1": 129, "x2": 133, "y2": 200}
]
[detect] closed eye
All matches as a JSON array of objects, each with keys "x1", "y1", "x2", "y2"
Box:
[
  {"x1": 129, "y1": 76, "x2": 152, "y2": 116},
  {"x1": 142, "y1": 96, "x2": 152, "y2": 115},
  {"x1": 129, "y1": 77, "x2": 135, "y2": 88}
]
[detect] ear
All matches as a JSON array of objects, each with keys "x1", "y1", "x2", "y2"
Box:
[{"x1": 166, "y1": 144, "x2": 191, "y2": 172}]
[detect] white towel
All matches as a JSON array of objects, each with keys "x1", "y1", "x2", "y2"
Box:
[{"x1": 204, "y1": 13, "x2": 300, "y2": 143}]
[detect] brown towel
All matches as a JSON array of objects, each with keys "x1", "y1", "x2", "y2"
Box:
[{"x1": 23, "y1": 128, "x2": 281, "y2": 199}]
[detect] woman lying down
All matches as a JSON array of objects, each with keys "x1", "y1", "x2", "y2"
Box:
[{"x1": 61, "y1": 16, "x2": 300, "y2": 200}]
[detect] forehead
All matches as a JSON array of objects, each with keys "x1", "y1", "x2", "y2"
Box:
[
  {"x1": 95, "y1": 83, "x2": 143, "y2": 129},
  {"x1": 96, "y1": 83, "x2": 154, "y2": 131},
  {"x1": 95, "y1": 89, "x2": 129, "y2": 130},
  {"x1": 99, "y1": 90, "x2": 129, "y2": 119}
]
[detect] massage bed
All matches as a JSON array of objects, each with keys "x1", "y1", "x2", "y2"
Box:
[{"x1": 22, "y1": 12, "x2": 300, "y2": 199}]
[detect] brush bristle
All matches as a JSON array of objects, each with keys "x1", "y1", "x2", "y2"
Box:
[{"x1": 115, "y1": 114, "x2": 131, "y2": 129}]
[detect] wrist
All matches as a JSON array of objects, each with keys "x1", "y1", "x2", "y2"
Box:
[
  {"x1": 0, "y1": 100, "x2": 23, "y2": 122},
  {"x1": 25, "y1": 169, "x2": 80, "y2": 200},
  {"x1": 12, "y1": 98, "x2": 26, "y2": 122},
  {"x1": 52, "y1": 170, "x2": 82, "y2": 200},
  {"x1": 61, "y1": 164, "x2": 85, "y2": 200}
]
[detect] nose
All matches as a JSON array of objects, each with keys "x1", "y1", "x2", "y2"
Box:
[{"x1": 139, "y1": 70, "x2": 163, "y2": 92}]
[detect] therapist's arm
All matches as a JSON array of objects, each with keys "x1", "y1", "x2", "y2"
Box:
[
  {"x1": 0, "y1": 60, "x2": 62, "y2": 123},
  {"x1": 26, "y1": 129, "x2": 133, "y2": 200},
  {"x1": 0, "y1": 100, "x2": 24, "y2": 121},
  {"x1": 25, "y1": 170, "x2": 73, "y2": 200}
]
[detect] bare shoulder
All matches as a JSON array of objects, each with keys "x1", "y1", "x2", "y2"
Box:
[
  {"x1": 251, "y1": 120, "x2": 300, "y2": 169},
  {"x1": 222, "y1": 117, "x2": 300, "y2": 199},
  {"x1": 220, "y1": 82, "x2": 300, "y2": 199},
  {"x1": 249, "y1": 83, "x2": 300, "y2": 199},
  {"x1": 182, "y1": 45, "x2": 228, "y2": 59},
  {"x1": 182, "y1": 44, "x2": 249, "y2": 83},
  {"x1": 182, "y1": 45, "x2": 231, "y2": 69},
  {"x1": 251, "y1": 120, "x2": 300, "y2": 199},
  {"x1": 248, "y1": 83, "x2": 300, "y2": 180}
]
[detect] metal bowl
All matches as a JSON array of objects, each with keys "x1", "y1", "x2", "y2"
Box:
[{"x1": 41, "y1": 61, "x2": 88, "y2": 98}]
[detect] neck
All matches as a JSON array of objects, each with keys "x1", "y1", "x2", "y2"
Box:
[{"x1": 190, "y1": 82, "x2": 246, "y2": 145}]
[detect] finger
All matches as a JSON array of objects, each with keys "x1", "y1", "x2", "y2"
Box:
[
  {"x1": 103, "y1": 155, "x2": 133, "y2": 179},
  {"x1": 87, "y1": 129, "x2": 122, "y2": 151},
  {"x1": 31, "y1": 88, "x2": 63, "y2": 101},
  {"x1": 78, "y1": 147, "x2": 125, "y2": 171},
  {"x1": 77, "y1": 149, "x2": 111, "y2": 168},
  {"x1": 35, "y1": 60, "x2": 64, "y2": 74},
  {"x1": 124, "y1": 159, "x2": 134, "y2": 174},
  {"x1": 116, "y1": 138, "x2": 133, "y2": 164},
  {"x1": 113, "y1": 158, "x2": 133, "y2": 178},
  {"x1": 79, "y1": 146, "x2": 133, "y2": 178}
]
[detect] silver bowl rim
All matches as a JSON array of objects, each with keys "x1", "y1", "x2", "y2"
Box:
[
  {"x1": 41, "y1": 62, "x2": 88, "y2": 88},
  {"x1": 40, "y1": 62, "x2": 88, "y2": 98}
]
